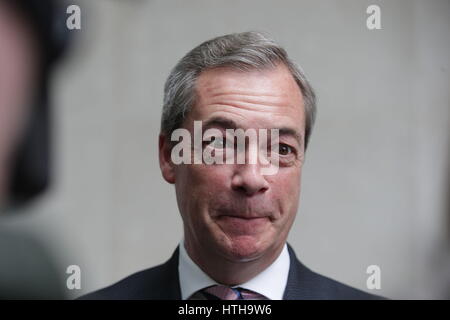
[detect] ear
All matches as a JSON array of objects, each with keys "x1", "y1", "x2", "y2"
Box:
[{"x1": 159, "y1": 134, "x2": 176, "y2": 184}]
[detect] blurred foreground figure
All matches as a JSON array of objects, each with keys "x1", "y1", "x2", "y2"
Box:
[{"x1": 0, "y1": 0, "x2": 71, "y2": 299}]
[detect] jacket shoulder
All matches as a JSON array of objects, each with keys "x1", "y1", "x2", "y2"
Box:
[
  {"x1": 284, "y1": 245, "x2": 385, "y2": 300},
  {"x1": 78, "y1": 249, "x2": 180, "y2": 300},
  {"x1": 300, "y1": 267, "x2": 384, "y2": 300}
]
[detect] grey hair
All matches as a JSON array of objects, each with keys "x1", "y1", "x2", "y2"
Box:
[{"x1": 161, "y1": 31, "x2": 317, "y2": 149}]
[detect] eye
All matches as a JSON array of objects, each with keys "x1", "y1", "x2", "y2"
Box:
[
  {"x1": 278, "y1": 144, "x2": 294, "y2": 156},
  {"x1": 205, "y1": 136, "x2": 226, "y2": 149}
]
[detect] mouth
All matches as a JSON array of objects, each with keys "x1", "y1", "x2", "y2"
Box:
[{"x1": 215, "y1": 215, "x2": 271, "y2": 235}]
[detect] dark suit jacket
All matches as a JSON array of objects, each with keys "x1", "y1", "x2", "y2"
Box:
[{"x1": 80, "y1": 244, "x2": 382, "y2": 300}]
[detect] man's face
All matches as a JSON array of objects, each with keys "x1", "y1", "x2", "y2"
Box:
[{"x1": 160, "y1": 64, "x2": 306, "y2": 263}]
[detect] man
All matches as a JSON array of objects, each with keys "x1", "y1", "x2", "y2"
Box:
[{"x1": 82, "y1": 31, "x2": 381, "y2": 300}]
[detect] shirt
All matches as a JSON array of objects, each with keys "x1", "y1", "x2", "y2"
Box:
[{"x1": 178, "y1": 240, "x2": 290, "y2": 300}]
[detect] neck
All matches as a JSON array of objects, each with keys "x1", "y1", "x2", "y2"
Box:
[{"x1": 184, "y1": 238, "x2": 285, "y2": 286}]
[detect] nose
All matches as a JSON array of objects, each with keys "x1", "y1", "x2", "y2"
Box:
[{"x1": 231, "y1": 164, "x2": 269, "y2": 196}]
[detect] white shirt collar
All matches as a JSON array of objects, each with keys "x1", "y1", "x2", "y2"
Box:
[{"x1": 178, "y1": 240, "x2": 290, "y2": 300}]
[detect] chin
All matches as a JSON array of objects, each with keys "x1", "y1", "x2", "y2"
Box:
[{"x1": 221, "y1": 235, "x2": 267, "y2": 262}]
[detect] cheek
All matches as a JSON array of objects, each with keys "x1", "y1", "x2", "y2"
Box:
[
  {"x1": 187, "y1": 165, "x2": 231, "y2": 189},
  {"x1": 175, "y1": 164, "x2": 232, "y2": 209},
  {"x1": 271, "y1": 169, "x2": 302, "y2": 214}
]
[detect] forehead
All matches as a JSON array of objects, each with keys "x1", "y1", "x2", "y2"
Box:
[{"x1": 191, "y1": 64, "x2": 305, "y2": 131}]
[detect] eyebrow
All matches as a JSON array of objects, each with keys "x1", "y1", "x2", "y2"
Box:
[
  {"x1": 202, "y1": 116, "x2": 304, "y2": 148},
  {"x1": 278, "y1": 128, "x2": 303, "y2": 148},
  {"x1": 203, "y1": 116, "x2": 238, "y2": 130}
]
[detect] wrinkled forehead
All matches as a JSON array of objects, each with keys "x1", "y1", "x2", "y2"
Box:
[
  {"x1": 189, "y1": 64, "x2": 306, "y2": 131},
  {"x1": 196, "y1": 64, "x2": 303, "y2": 102}
]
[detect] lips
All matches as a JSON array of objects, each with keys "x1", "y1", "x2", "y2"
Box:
[
  {"x1": 221, "y1": 214, "x2": 269, "y2": 220},
  {"x1": 215, "y1": 206, "x2": 272, "y2": 220},
  {"x1": 215, "y1": 215, "x2": 270, "y2": 235}
]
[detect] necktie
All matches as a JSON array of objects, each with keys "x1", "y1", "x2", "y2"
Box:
[{"x1": 200, "y1": 285, "x2": 268, "y2": 300}]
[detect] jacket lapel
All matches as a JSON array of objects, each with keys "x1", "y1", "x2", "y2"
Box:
[
  {"x1": 283, "y1": 243, "x2": 317, "y2": 300},
  {"x1": 162, "y1": 246, "x2": 182, "y2": 299}
]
